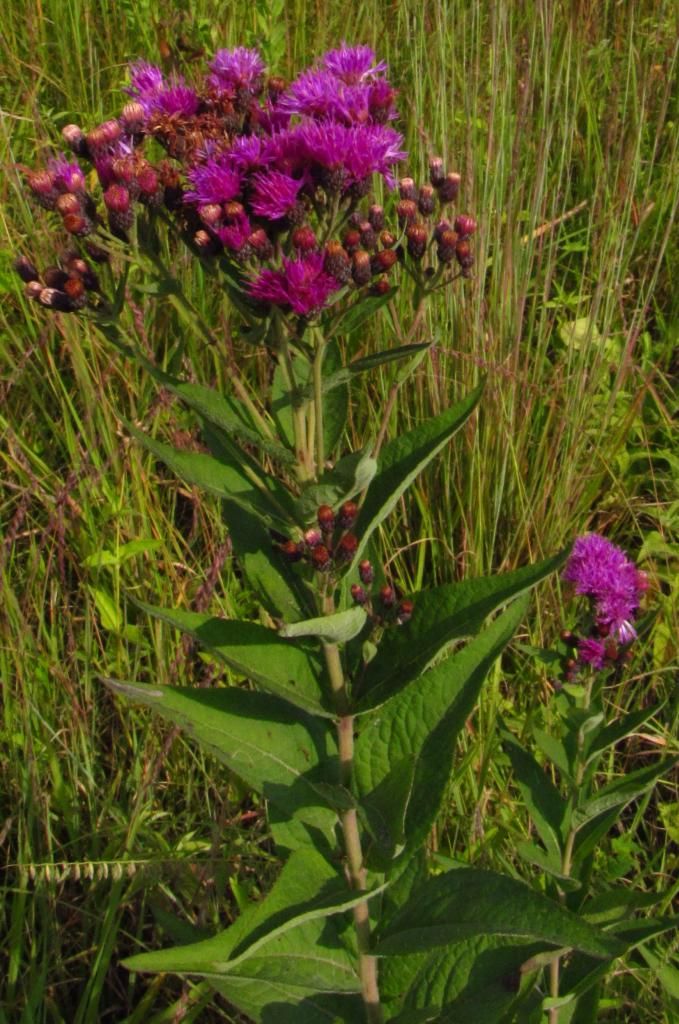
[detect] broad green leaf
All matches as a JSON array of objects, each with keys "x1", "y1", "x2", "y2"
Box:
[
  {"x1": 580, "y1": 888, "x2": 665, "y2": 925},
  {"x1": 374, "y1": 868, "x2": 626, "y2": 959},
  {"x1": 355, "y1": 600, "x2": 529, "y2": 862},
  {"x1": 126, "y1": 421, "x2": 293, "y2": 529},
  {"x1": 322, "y1": 338, "x2": 349, "y2": 455},
  {"x1": 501, "y1": 727, "x2": 565, "y2": 859},
  {"x1": 572, "y1": 759, "x2": 678, "y2": 831},
  {"x1": 359, "y1": 755, "x2": 416, "y2": 864},
  {"x1": 211, "y1": 980, "x2": 361, "y2": 1024},
  {"x1": 297, "y1": 449, "x2": 377, "y2": 520},
  {"x1": 221, "y1": 498, "x2": 313, "y2": 623},
  {"x1": 357, "y1": 552, "x2": 566, "y2": 711},
  {"x1": 136, "y1": 602, "x2": 332, "y2": 717},
  {"x1": 280, "y1": 607, "x2": 367, "y2": 644},
  {"x1": 532, "y1": 727, "x2": 572, "y2": 780},
  {"x1": 515, "y1": 842, "x2": 580, "y2": 891},
  {"x1": 347, "y1": 386, "x2": 483, "y2": 576},
  {"x1": 104, "y1": 680, "x2": 337, "y2": 835}
]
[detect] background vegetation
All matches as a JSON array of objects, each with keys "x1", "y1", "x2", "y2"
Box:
[{"x1": 1, "y1": 1, "x2": 677, "y2": 1021}]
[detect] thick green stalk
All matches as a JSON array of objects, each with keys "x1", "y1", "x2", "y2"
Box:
[{"x1": 313, "y1": 334, "x2": 326, "y2": 474}]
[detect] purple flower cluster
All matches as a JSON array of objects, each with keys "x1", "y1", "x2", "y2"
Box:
[
  {"x1": 249, "y1": 253, "x2": 341, "y2": 315},
  {"x1": 125, "y1": 61, "x2": 200, "y2": 119}
]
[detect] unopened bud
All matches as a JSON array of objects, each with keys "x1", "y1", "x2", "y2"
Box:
[
  {"x1": 342, "y1": 228, "x2": 361, "y2": 252},
  {"x1": 455, "y1": 238, "x2": 474, "y2": 269},
  {"x1": 223, "y1": 201, "x2": 245, "y2": 221},
  {"x1": 351, "y1": 583, "x2": 368, "y2": 605},
  {"x1": 338, "y1": 501, "x2": 359, "y2": 529},
  {"x1": 438, "y1": 172, "x2": 461, "y2": 203},
  {"x1": 368, "y1": 204, "x2": 384, "y2": 231},
  {"x1": 359, "y1": 221, "x2": 377, "y2": 250},
  {"x1": 379, "y1": 230, "x2": 397, "y2": 249},
  {"x1": 335, "y1": 533, "x2": 358, "y2": 563},
  {"x1": 371, "y1": 276, "x2": 391, "y2": 296},
  {"x1": 371, "y1": 248, "x2": 398, "y2": 274},
  {"x1": 379, "y1": 585, "x2": 395, "y2": 608},
  {"x1": 104, "y1": 184, "x2": 131, "y2": 214},
  {"x1": 429, "y1": 156, "x2": 445, "y2": 187},
  {"x1": 279, "y1": 539, "x2": 303, "y2": 562},
  {"x1": 560, "y1": 630, "x2": 576, "y2": 644},
  {"x1": 311, "y1": 544, "x2": 331, "y2": 571},
  {"x1": 437, "y1": 229, "x2": 458, "y2": 263},
  {"x1": 55, "y1": 192, "x2": 82, "y2": 217},
  {"x1": 396, "y1": 199, "x2": 418, "y2": 224},
  {"x1": 396, "y1": 599, "x2": 414, "y2": 624},
  {"x1": 62, "y1": 212, "x2": 91, "y2": 236},
  {"x1": 399, "y1": 177, "x2": 418, "y2": 201},
  {"x1": 291, "y1": 225, "x2": 317, "y2": 251},
  {"x1": 324, "y1": 242, "x2": 351, "y2": 284},
  {"x1": 26, "y1": 170, "x2": 57, "y2": 209},
  {"x1": 137, "y1": 167, "x2": 160, "y2": 202},
  {"x1": 43, "y1": 266, "x2": 70, "y2": 289},
  {"x1": 418, "y1": 184, "x2": 436, "y2": 216},
  {"x1": 199, "y1": 204, "x2": 223, "y2": 228},
  {"x1": 39, "y1": 287, "x2": 75, "y2": 312},
  {"x1": 120, "y1": 101, "x2": 146, "y2": 133},
  {"x1": 304, "y1": 528, "x2": 322, "y2": 548},
  {"x1": 13, "y1": 257, "x2": 39, "y2": 283},
  {"x1": 61, "y1": 123, "x2": 88, "y2": 156},
  {"x1": 194, "y1": 229, "x2": 219, "y2": 255},
  {"x1": 454, "y1": 214, "x2": 477, "y2": 237},
  {"x1": 406, "y1": 223, "x2": 428, "y2": 260},
  {"x1": 63, "y1": 276, "x2": 87, "y2": 307},
  {"x1": 358, "y1": 560, "x2": 374, "y2": 585},
  {"x1": 24, "y1": 280, "x2": 43, "y2": 300},
  {"x1": 248, "y1": 228, "x2": 274, "y2": 260},
  {"x1": 352, "y1": 250, "x2": 372, "y2": 286},
  {"x1": 317, "y1": 505, "x2": 335, "y2": 532}
]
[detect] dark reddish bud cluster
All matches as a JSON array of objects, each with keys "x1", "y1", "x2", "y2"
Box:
[
  {"x1": 350, "y1": 558, "x2": 413, "y2": 627},
  {"x1": 15, "y1": 251, "x2": 100, "y2": 313},
  {"x1": 277, "y1": 502, "x2": 361, "y2": 575}
]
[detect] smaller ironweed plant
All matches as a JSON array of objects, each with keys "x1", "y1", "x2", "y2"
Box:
[{"x1": 15, "y1": 41, "x2": 675, "y2": 1024}]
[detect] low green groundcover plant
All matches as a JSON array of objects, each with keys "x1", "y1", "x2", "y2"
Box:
[{"x1": 15, "y1": 41, "x2": 676, "y2": 1024}]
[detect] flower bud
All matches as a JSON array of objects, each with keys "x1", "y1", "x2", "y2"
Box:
[
  {"x1": 437, "y1": 229, "x2": 458, "y2": 263},
  {"x1": 279, "y1": 539, "x2": 304, "y2": 562},
  {"x1": 406, "y1": 223, "x2": 428, "y2": 260},
  {"x1": 38, "y1": 287, "x2": 75, "y2": 312},
  {"x1": 434, "y1": 219, "x2": 452, "y2": 242},
  {"x1": 311, "y1": 544, "x2": 331, "y2": 571},
  {"x1": 292, "y1": 225, "x2": 317, "y2": 251},
  {"x1": 379, "y1": 584, "x2": 395, "y2": 608},
  {"x1": 24, "y1": 280, "x2": 43, "y2": 300},
  {"x1": 359, "y1": 221, "x2": 377, "y2": 250},
  {"x1": 317, "y1": 505, "x2": 335, "y2": 532},
  {"x1": 379, "y1": 230, "x2": 397, "y2": 249},
  {"x1": 199, "y1": 204, "x2": 224, "y2": 228},
  {"x1": 13, "y1": 257, "x2": 39, "y2": 283},
  {"x1": 351, "y1": 584, "x2": 368, "y2": 605},
  {"x1": 335, "y1": 533, "x2": 358, "y2": 563},
  {"x1": 396, "y1": 199, "x2": 418, "y2": 224},
  {"x1": 194, "y1": 229, "x2": 219, "y2": 255},
  {"x1": 368, "y1": 204, "x2": 384, "y2": 231},
  {"x1": 358, "y1": 560, "x2": 374, "y2": 585},
  {"x1": 304, "y1": 528, "x2": 322, "y2": 548},
  {"x1": 438, "y1": 171, "x2": 461, "y2": 203},
  {"x1": 399, "y1": 177, "x2": 418, "y2": 201},
  {"x1": 55, "y1": 192, "x2": 83, "y2": 217},
  {"x1": 65, "y1": 256, "x2": 98, "y2": 290},
  {"x1": 61, "y1": 123, "x2": 88, "y2": 157},
  {"x1": 223, "y1": 201, "x2": 246, "y2": 221},
  {"x1": 429, "y1": 156, "x2": 445, "y2": 187},
  {"x1": 454, "y1": 214, "x2": 477, "y2": 237},
  {"x1": 338, "y1": 501, "x2": 359, "y2": 529},
  {"x1": 26, "y1": 170, "x2": 58, "y2": 209},
  {"x1": 104, "y1": 184, "x2": 133, "y2": 232},
  {"x1": 248, "y1": 228, "x2": 274, "y2": 260},
  {"x1": 418, "y1": 184, "x2": 436, "y2": 216},
  {"x1": 342, "y1": 228, "x2": 361, "y2": 252},
  {"x1": 352, "y1": 250, "x2": 372, "y2": 286},
  {"x1": 455, "y1": 238, "x2": 474, "y2": 269},
  {"x1": 62, "y1": 212, "x2": 91, "y2": 236},
  {"x1": 63, "y1": 276, "x2": 87, "y2": 308},
  {"x1": 371, "y1": 275, "x2": 391, "y2": 296},
  {"x1": 120, "y1": 101, "x2": 146, "y2": 133},
  {"x1": 43, "y1": 266, "x2": 70, "y2": 290},
  {"x1": 137, "y1": 166, "x2": 161, "y2": 204},
  {"x1": 323, "y1": 242, "x2": 352, "y2": 284},
  {"x1": 371, "y1": 248, "x2": 398, "y2": 275},
  {"x1": 396, "y1": 599, "x2": 414, "y2": 624}
]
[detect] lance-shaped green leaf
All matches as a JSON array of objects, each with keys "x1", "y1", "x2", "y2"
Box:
[
  {"x1": 355, "y1": 600, "x2": 529, "y2": 862},
  {"x1": 572, "y1": 758, "x2": 678, "y2": 831},
  {"x1": 320, "y1": 343, "x2": 433, "y2": 397},
  {"x1": 126, "y1": 421, "x2": 294, "y2": 529},
  {"x1": 211, "y1": 979, "x2": 362, "y2": 1024},
  {"x1": 500, "y1": 727, "x2": 566, "y2": 859},
  {"x1": 280, "y1": 607, "x2": 367, "y2": 644},
  {"x1": 374, "y1": 868, "x2": 626, "y2": 959},
  {"x1": 136, "y1": 602, "x2": 332, "y2": 717},
  {"x1": 584, "y1": 703, "x2": 664, "y2": 765},
  {"x1": 104, "y1": 680, "x2": 337, "y2": 834},
  {"x1": 123, "y1": 845, "x2": 382, "y2": 977},
  {"x1": 325, "y1": 287, "x2": 396, "y2": 337},
  {"x1": 357, "y1": 552, "x2": 566, "y2": 711},
  {"x1": 346, "y1": 385, "x2": 483, "y2": 575}
]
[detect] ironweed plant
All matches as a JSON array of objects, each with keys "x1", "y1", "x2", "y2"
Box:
[{"x1": 15, "y1": 41, "x2": 677, "y2": 1024}]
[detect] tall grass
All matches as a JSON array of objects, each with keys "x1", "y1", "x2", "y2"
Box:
[{"x1": 1, "y1": 1, "x2": 677, "y2": 1021}]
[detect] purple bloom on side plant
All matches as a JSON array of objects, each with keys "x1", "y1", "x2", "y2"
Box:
[
  {"x1": 209, "y1": 47, "x2": 266, "y2": 95},
  {"x1": 563, "y1": 533, "x2": 646, "y2": 646},
  {"x1": 248, "y1": 252, "x2": 341, "y2": 315}
]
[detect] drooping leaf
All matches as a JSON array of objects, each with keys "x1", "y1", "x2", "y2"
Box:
[
  {"x1": 500, "y1": 727, "x2": 565, "y2": 859},
  {"x1": 103, "y1": 680, "x2": 337, "y2": 835},
  {"x1": 346, "y1": 386, "x2": 483, "y2": 576},
  {"x1": 280, "y1": 607, "x2": 367, "y2": 644},
  {"x1": 357, "y1": 552, "x2": 567, "y2": 711},
  {"x1": 136, "y1": 602, "x2": 332, "y2": 717},
  {"x1": 374, "y1": 868, "x2": 626, "y2": 959},
  {"x1": 355, "y1": 600, "x2": 529, "y2": 863}
]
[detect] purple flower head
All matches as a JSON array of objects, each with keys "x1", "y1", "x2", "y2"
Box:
[
  {"x1": 248, "y1": 252, "x2": 341, "y2": 315},
  {"x1": 217, "y1": 213, "x2": 252, "y2": 253},
  {"x1": 229, "y1": 135, "x2": 267, "y2": 172},
  {"x1": 322, "y1": 44, "x2": 388, "y2": 84},
  {"x1": 93, "y1": 137, "x2": 135, "y2": 189},
  {"x1": 126, "y1": 61, "x2": 165, "y2": 98},
  {"x1": 278, "y1": 69, "x2": 348, "y2": 121},
  {"x1": 152, "y1": 83, "x2": 200, "y2": 117},
  {"x1": 48, "y1": 155, "x2": 86, "y2": 193},
  {"x1": 209, "y1": 47, "x2": 266, "y2": 95},
  {"x1": 289, "y1": 121, "x2": 406, "y2": 188},
  {"x1": 185, "y1": 158, "x2": 241, "y2": 206},
  {"x1": 250, "y1": 170, "x2": 305, "y2": 220},
  {"x1": 563, "y1": 534, "x2": 644, "y2": 644},
  {"x1": 577, "y1": 637, "x2": 607, "y2": 671}
]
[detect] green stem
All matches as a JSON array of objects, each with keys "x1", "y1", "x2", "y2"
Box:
[
  {"x1": 549, "y1": 677, "x2": 594, "y2": 1023},
  {"x1": 322, "y1": 595, "x2": 383, "y2": 1024},
  {"x1": 278, "y1": 335, "x2": 314, "y2": 482},
  {"x1": 313, "y1": 333, "x2": 326, "y2": 475}
]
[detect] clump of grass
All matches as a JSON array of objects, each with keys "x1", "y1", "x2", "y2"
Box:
[{"x1": 1, "y1": 1, "x2": 677, "y2": 1020}]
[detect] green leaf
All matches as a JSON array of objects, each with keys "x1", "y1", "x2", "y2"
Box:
[
  {"x1": 297, "y1": 449, "x2": 377, "y2": 521},
  {"x1": 347, "y1": 386, "x2": 483, "y2": 576},
  {"x1": 136, "y1": 602, "x2": 332, "y2": 717},
  {"x1": 515, "y1": 842, "x2": 581, "y2": 891},
  {"x1": 572, "y1": 759, "x2": 678, "y2": 831},
  {"x1": 584, "y1": 704, "x2": 663, "y2": 765},
  {"x1": 374, "y1": 868, "x2": 626, "y2": 959},
  {"x1": 501, "y1": 727, "x2": 565, "y2": 859},
  {"x1": 103, "y1": 680, "x2": 337, "y2": 835},
  {"x1": 348, "y1": 343, "x2": 432, "y2": 375},
  {"x1": 126, "y1": 421, "x2": 293, "y2": 529},
  {"x1": 357, "y1": 552, "x2": 566, "y2": 711},
  {"x1": 355, "y1": 600, "x2": 529, "y2": 863},
  {"x1": 532, "y1": 727, "x2": 572, "y2": 780},
  {"x1": 322, "y1": 338, "x2": 349, "y2": 455},
  {"x1": 280, "y1": 607, "x2": 367, "y2": 644},
  {"x1": 326, "y1": 288, "x2": 396, "y2": 337}
]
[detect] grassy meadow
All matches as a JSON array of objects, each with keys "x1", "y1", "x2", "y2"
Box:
[{"x1": 1, "y1": 1, "x2": 678, "y2": 1020}]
